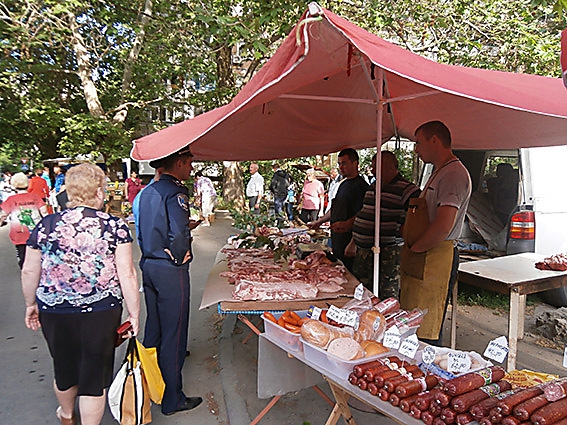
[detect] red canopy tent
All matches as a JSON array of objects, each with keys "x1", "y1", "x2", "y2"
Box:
[
  {"x1": 131, "y1": 3, "x2": 567, "y2": 295},
  {"x1": 131, "y1": 3, "x2": 567, "y2": 162}
]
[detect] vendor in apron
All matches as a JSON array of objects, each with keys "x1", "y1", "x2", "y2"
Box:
[{"x1": 400, "y1": 121, "x2": 471, "y2": 346}]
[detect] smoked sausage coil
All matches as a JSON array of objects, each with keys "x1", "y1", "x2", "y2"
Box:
[
  {"x1": 433, "y1": 417, "x2": 447, "y2": 425},
  {"x1": 396, "y1": 375, "x2": 439, "y2": 398},
  {"x1": 415, "y1": 390, "x2": 436, "y2": 410},
  {"x1": 384, "y1": 375, "x2": 410, "y2": 392},
  {"x1": 434, "y1": 389, "x2": 452, "y2": 407},
  {"x1": 353, "y1": 360, "x2": 385, "y2": 378},
  {"x1": 456, "y1": 413, "x2": 475, "y2": 425},
  {"x1": 470, "y1": 389, "x2": 517, "y2": 419},
  {"x1": 501, "y1": 416, "x2": 521, "y2": 425},
  {"x1": 530, "y1": 397, "x2": 567, "y2": 425},
  {"x1": 388, "y1": 393, "x2": 401, "y2": 406},
  {"x1": 451, "y1": 380, "x2": 512, "y2": 413},
  {"x1": 441, "y1": 407, "x2": 457, "y2": 424},
  {"x1": 422, "y1": 410, "x2": 436, "y2": 425},
  {"x1": 363, "y1": 365, "x2": 392, "y2": 382},
  {"x1": 410, "y1": 404, "x2": 422, "y2": 419},
  {"x1": 513, "y1": 395, "x2": 549, "y2": 421},
  {"x1": 399, "y1": 393, "x2": 422, "y2": 412},
  {"x1": 367, "y1": 382, "x2": 379, "y2": 396},
  {"x1": 497, "y1": 387, "x2": 543, "y2": 416},
  {"x1": 443, "y1": 366, "x2": 506, "y2": 397}
]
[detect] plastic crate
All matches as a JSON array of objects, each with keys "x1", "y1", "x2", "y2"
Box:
[
  {"x1": 262, "y1": 310, "x2": 308, "y2": 352},
  {"x1": 301, "y1": 337, "x2": 391, "y2": 380}
]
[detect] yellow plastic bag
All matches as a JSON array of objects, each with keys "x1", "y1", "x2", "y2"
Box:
[{"x1": 135, "y1": 340, "x2": 165, "y2": 404}]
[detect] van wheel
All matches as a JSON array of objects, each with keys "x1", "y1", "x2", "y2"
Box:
[{"x1": 541, "y1": 288, "x2": 567, "y2": 308}]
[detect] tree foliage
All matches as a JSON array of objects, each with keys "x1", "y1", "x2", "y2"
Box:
[{"x1": 0, "y1": 0, "x2": 564, "y2": 175}]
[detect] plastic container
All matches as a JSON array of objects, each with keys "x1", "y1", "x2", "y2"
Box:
[
  {"x1": 301, "y1": 337, "x2": 391, "y2": 380},
  {"x1": 262, "y1": 310, "x2": 308, "y2": 352},
  {"x1": 416, "y1": 347, "x2": 493, "y2": 380}
]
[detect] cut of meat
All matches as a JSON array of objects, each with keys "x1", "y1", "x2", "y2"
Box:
[
  {"x1": 232, "y1": 280, "x2": 318, "y2": 301},
  {"x1": 535, "y1": 253, "x2": 567, "y2": 271}
]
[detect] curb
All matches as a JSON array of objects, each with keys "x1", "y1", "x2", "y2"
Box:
[{"x1": 219, "y1": 314, "x2": 252, "y2": 425}]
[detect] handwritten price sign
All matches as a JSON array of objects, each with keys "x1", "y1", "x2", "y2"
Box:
[
  {"x1": 353, "y1": 284, "x2": 365, "y2": 300},
  {"x1": 383, "y1": 325, "x2": 402, "y2": 350},
  {"x1": 421, "y1": 346, "x2": 437, "y2": 365},
  {"x1": 448, "y1": 351, "x2": 471, "y2": 374},
  {"x1": 483, "y1": 336, "x2": 509, "y2": 363},
  {"x1": 398, "y1": 334, "x2": 419, "y2": 359},
  {"x1": 326, "y1": 305, "x2": 358, "y2": 327},
  {"x1": 310, "y1": 306, "x2": 322, "y2": 321}
]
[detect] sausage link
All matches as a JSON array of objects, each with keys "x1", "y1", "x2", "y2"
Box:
[
  {"x1": 513, "y1": 395, "x2": 549, "y2": 421},
  {"x1": 530, "y1": 397, "x2": 567, "y2": 425},
  {"x1": 451, "y1": 380, "x2": 512, "y2": 413},
  {"x1": 443, "y1": 366, "x2": 506, "y2": 397},
  {"x1": 497, "y1": 387, "x2": 543, "y2": 416}
]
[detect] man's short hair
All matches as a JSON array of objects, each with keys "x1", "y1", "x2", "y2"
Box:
[
  {"x1": 149, "y1": 146, "x2": 193, "y2": 170},
  {"x1": 415, "y1": 120, "x2": 452, "y2": 148},
  {"x1": 338, "y1": 148, "x2": 359, "y2": 162},
  {"x1": 381, "y1": 150, "x2": 399, "y2": 169}
]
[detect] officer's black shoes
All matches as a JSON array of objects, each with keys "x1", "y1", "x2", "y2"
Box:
[{"x1": 162, "y1": 396, "x2": 203, "y2": 416}]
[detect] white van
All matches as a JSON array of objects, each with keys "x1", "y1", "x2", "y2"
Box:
[{"x1": 423, "y1": 145, "x2": 567, "y2": 306}]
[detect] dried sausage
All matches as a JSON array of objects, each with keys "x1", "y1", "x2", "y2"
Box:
[
  {"x1": 451, "y1": 380, "x2": 512, "y2": 413},
  {"x1": 443, "y1": 366, "x2": 506, "y2": 397},
  {"x1": 497, "y1": 387, "x2": 543, "y2": 416},
  {"x1": 441, "y1": 407, "x2": 457, "y2": 424},
  {"x1": 353, "y1": 360, "x2": 385, "y2": 378},
  {"x1": 456, "y1": 413, "x2": 475, "y2": 425},
  {"x1": 399, "y1": 393, "x2": 421, "y2": 412},
  {"x1": 513, "y1": 395, "x2": 549, "y2": 421},
  {"x1": 410, "y1": 404, "x2": 423, "y2": 419},
  {"x1": 530, "y1": 397, "x2": 567, "y2": 425},
  {"x1": 396, "y1": 375, "x2": 439, "y2": 398},
  {"x1": 415, "y1": 390, "x2": 436, "y2": 410},
  {"x1": 470, "y1": 389, "x2": 517, "y2": 419}
]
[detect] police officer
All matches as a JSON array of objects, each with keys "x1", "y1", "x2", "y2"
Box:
[{"x1": 137, "y1": 146, "x2": 203, "y2": 416}]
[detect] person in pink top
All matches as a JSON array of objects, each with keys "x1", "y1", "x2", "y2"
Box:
[
  {"x1": 0, "y1": 173, "x2": 47, "y2": 268},
  {"x1": 299, "y1": 168, "x2": 324, "y2": 223}
]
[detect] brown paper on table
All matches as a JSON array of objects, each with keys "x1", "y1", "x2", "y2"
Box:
[{"x1": 199, "y1": 255, "x2": 360, "y2": 312}]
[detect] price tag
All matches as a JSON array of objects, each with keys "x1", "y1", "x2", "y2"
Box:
[
  {"x1": 421, "y1": 346, "x2": 437, "y2": 365},
  {"x1": 383, "y1": 325, "x2": 402, "y2": 350},
  {"x1": 326, "y1": 305, "x2": 358, "y2": 327},
  {"x1": 563, "y1": 347, "x2": 567, "y2": 368},
  {"x1": 354, "y1": 283, "x2": 365, "y2": 300},
  {"x1": 447, "y1": 351, "x2": 471, "y2": 374},
  {"x1": 398, "y1": 334, "x2": 419, "y2": 359},
  {"x1": 483, "y1": 336, "x2": 509, "y2": 364},
  {"x1": 310, "y1": 306, "x2": 322, "y2": 321}
]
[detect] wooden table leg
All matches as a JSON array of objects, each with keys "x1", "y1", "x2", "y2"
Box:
[
  {"x1": 451, "y1": 281, "x2": 458, "y2": 349},
  {"x1": 507, "y1": 289, "x2": 521, "y2": 371},
  {"x1": 325, "y1": 381, "x2": 357, "y2": 425},
  {"x1": 249, "y1": 395, "x2": 282, "y2": 425},
  {"x1": 518, "y1": 294, "x2": 526, "y2": 339}
]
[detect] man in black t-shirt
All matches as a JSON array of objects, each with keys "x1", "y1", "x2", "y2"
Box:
[{"x1": 308, "y1": 148, "x2": 368, "y2": 271}]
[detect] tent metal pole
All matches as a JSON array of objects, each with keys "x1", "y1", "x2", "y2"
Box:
[
  {"x1": 373, "y1": 69, "x2": 384, "y2": 298},
  {"x1": 357, "y1": 54, "x2": 383, "y2": 297}
]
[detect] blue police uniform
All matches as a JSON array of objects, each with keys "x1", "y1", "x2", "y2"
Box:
[{"x1": 138, "y1": 173, "x2": 193, "y2": 414}]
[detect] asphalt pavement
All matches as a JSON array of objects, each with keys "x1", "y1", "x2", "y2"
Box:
[{"x1": 0, "y1": 212, "x2": 565, "y2": 425}]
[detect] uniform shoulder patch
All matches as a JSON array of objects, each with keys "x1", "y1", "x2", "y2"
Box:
[{"x1": 177, "y1": 193, "x2": 189, "y2": 211}]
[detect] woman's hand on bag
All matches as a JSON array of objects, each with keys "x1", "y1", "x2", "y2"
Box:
[
  {"x1": 127, "y1": 316, "x2": 140, "y2": 337},
  {"x1": 24, "y1": 304, "x2": 41, "y2": 331}
]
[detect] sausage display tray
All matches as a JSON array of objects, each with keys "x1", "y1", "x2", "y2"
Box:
[
  {"x1": 262, "y1": 311, "x2": 308, "y2": 353},
  {"x1": 300, "y1": 337, "x2": 392, "y2": 381}
]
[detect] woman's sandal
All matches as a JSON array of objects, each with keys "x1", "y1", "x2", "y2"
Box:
[{"x1": 56, "y1": 406, "x2": 77, "y2": 425}]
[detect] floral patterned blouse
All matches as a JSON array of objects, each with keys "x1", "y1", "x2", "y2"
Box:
[{"x1": 27, "y1": 207, "x2": 133, "y2": 313}]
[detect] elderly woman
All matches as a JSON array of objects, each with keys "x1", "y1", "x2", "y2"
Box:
[{"x1": 21, "y1": 163, "x2": 140, "y2": 425}]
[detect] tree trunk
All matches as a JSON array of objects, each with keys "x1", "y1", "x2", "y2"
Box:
[{"x1": 222, "y1": 161, "x2": 245, "y2": 210}]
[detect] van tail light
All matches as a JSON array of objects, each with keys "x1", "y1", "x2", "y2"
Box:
[{"x1": 509, "y1": 211, "x2": 535, "y2": 240}]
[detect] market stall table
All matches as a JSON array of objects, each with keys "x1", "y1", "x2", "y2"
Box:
[
  {"x1": 450, "y1": 252, "x2": 567, "y2": 371},
  {"x1": 258, "y1": 332, "x2": 423, "y2": 425}
]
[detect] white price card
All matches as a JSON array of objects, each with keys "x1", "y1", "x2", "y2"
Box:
[
  {"x1": 310, "y1": 306, "x2": 322, "y2": 321},
  {"x1": 563, "y1": 347, "x2": 567, "y2": 368},
  {"x1": 383, "y1": 325, "x2": 402, "y2": 350},
  {"x1": 421, "y1": 346, "x2": 437, "y2": 365},
  {"x1": 326, "y1": 305, "x2": 358, "y2": 327},
  {"x1": 354, "y1": 283, "x2": 365, "y2": 300},
  {"x1": 483, "y1": 336, "x2": 509, "y2": 364},
  {"x1": 398, "y1": 334, "x2": 420, "y2": 359},
  {"x1": 447, "y1": 351, "x2": 471, "y2": 374}
]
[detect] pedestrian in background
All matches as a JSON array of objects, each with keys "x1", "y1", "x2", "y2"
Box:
[
  {"x1": 299, "y1": 168, "x2": 324, "y2": 223},
  {"x1": 21, "y1": 163, "x2": 140, "y2": 425},
  {"x1": 42, "y1": 166, "x2": 52, "y2": 189},
  {"x1": 125, "y1": 170, "x2": 142, "y2": 205},
  {"x1": 269, "y1": 163, "x2": 291, "y2": 218},
  {"x1": 325, "y1": 167, "x2": 342, "y2": 214},
  {"x1": 53, "y1": 166, "x2": 66, "y2": 194},
  {"x1": 246, "y1": 162, "x2": 264, "y2": 215},
  {"x1": 28, "y1": 167, "x2": 50, "y2": 202},
  {"x1": 0, "y1": 172, "x2": 47, "y2": 268},
  {"x1": 137, "y1": 146, "x2": 203, "y2": 416},
  {"x1": 194, "y1": 171, "x2": 217, "y2": 226}
]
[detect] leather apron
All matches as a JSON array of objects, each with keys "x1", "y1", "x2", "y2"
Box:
[{"x1": 400, "y1": 197, "x2": 455, "y2": 340}]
